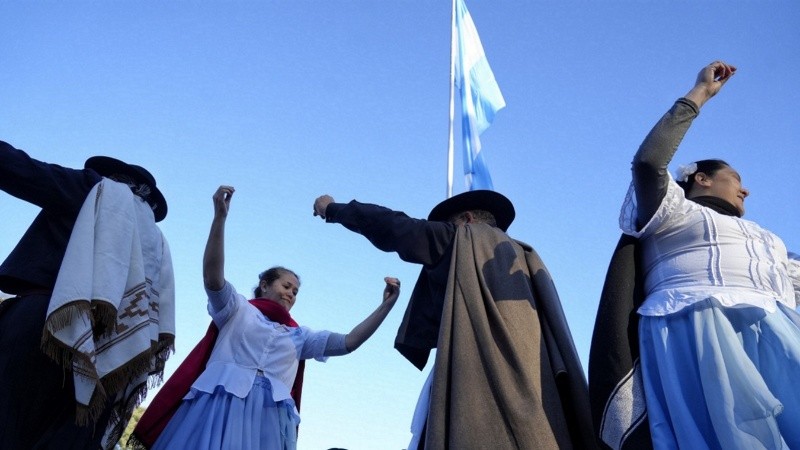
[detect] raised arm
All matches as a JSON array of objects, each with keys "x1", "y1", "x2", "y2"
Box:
[
  {"x1": 0, "y1": 141, "x2": 101, "y2": 213},
  {"x1": 684, "y1": 61, "x2": 736, "y2": 109},
  {"x1": 314, "y1": 195, "x2": 455, "y2": 266},
  {"x1": 343, "y1": 277, "x2": 401, "y2": 352},
  {"x1": 203, "y1": 185, "x2": 235, "y2": 291},
  {"x1": 631, "y1": 61, "x2": 736, "y2": 225}
]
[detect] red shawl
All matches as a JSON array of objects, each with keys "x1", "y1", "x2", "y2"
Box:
[{"x1": 130, "y1": 298, "x2": 305, "y2": 449}]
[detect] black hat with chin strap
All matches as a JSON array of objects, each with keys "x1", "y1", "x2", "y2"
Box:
[{"x1": 84, "y1": 156, "x2": 168, "y2": 222}]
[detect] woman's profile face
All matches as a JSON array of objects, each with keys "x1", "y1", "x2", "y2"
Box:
[
  {"x1": 261, "y1": 272, "x2": 300, "y2": 311},
  {"x1": 703, "y1": 166, "x2": 749, "y2": 216}
]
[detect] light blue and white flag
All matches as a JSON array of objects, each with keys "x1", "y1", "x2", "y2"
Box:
[{"x1": 454, "y1": 0, "x2": 505, "y2": 191}]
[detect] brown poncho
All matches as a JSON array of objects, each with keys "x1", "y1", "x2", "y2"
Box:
[{"x1": 399, "y1": 224, "x2": 596, "y2": 450}]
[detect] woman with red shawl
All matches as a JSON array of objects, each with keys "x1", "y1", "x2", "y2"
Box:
[{"x1": 133, "y1": 185, "x2": 399, "y2": 450}]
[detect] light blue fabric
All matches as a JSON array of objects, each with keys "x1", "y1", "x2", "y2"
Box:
[
  {"x1": 152, "y1": 376, "x2": 299, "y2": 450},
  {"x1": 454, "y1": 0, "x2": 505, "y2": 191},
  {"x1": 639, "y1": 298, "x2": 800, "y2": 450}
]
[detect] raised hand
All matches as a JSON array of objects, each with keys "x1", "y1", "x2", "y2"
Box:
[
  {"x1": 213, "y1": 185, "x2": 235, "y2": 219},
  {"x1": 685, "y1": 61, "x2": 736, "y2": 108},
  {"x1": 383, "y1": 277, "x2": 401, "y2": 304},
  {"x1": 313, "y1": 195, "x2": 334, "y2": 219}
]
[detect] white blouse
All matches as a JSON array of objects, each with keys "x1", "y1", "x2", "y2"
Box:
[
  {"x1": 187, "y1": 282, "x2": 331, "y2": 410},
  {"x1": 620, "y1": 175, "x2": 799, "y2": 316}
]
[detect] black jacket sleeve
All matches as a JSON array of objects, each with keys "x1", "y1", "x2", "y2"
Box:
[
  {"x1": 0, "y1": 140, "x2": 101, "y2": 214},
  {"x1": 325, "y1": 200, "x2": 455, "y2": 266}
]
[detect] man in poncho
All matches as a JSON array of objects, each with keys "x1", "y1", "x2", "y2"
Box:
[
  {"x1": 0, "y1": 140, "x2": 175, "y2": 450},
  {"x1": 314, "y1": 190, "x2": 595, "y2": 450}
]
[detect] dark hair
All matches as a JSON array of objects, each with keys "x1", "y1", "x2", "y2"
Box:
[
  {"x1": 447, "y1": 209, "x2": 498, "y2": 228},
  {"x1": 675, "y1": 159, "x2": 730, "y2": 195},
  {"x1": 254, "y1": 266, "x2": 300, "y2": 298}
]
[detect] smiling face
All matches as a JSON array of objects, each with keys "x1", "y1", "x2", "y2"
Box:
[
  {"x1": 260, "y1": 272, "x2": 300, "y2": 311},
  {"x1": 690, "y1": 165, "x2": 750, "y2": 216}
]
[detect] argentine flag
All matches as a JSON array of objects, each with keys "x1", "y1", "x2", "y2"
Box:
[{"x1": 454, "y1": 0, "x2": 506, "y2": 191}]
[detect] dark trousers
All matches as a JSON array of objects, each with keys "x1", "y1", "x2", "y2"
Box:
[{"x1": 0, "y1": 294, "x2": 114, "y2": 450}]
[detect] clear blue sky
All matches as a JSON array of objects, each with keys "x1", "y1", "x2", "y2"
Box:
[{"x1": 1, "y1": 2, "x2": 798, "y2": 449}]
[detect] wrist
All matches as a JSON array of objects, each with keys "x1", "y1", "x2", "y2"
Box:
[
  {"x1": 324, "y1": 202, "x2": 343, "y2": 222},
  {"x1": 684, "y1": 85, "x2": 713, "y2": 108}
]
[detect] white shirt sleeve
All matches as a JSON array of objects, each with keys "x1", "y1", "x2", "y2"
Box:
[
  {"x1": 296, "y1": 326, "x2": 333, "y2": 362},
  {"x1": 620, "y1": 174, "x2": 690, "y2": 238},
  {"x1": 206, "y1": 281, "x2": 243, "y2": 328}
]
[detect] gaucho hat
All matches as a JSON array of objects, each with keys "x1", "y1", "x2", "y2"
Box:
[
  {"x1": 428, "y1": 190, "x2": 515, "y2": 231},
  {"x1": 84, "y1": 156, "x2": 168, "y2": 222}
]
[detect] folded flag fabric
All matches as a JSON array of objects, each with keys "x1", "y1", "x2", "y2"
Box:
[{"x1": 454, "y1": 0, "x2": 506, "y2": 191}]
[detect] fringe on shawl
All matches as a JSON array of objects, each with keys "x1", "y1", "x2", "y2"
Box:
[
  {"x1": 103, "y1": 378, "x2": 151, "y2": 449},
  {"x1": 104, "y1": 335, "x2": 174, "y2": 450},
  {"x1": 40, "y1": 300, "x2": 107, "y2": 425},
  {"x1": 126, "y1": 431, "x2": 150, "y2": 450},
  {"x1": 40, "y1": 301, "x2": 95, "y2": 366},
  {"x1": 41, "y1": 299, "x2": 175, "y2": 428}
]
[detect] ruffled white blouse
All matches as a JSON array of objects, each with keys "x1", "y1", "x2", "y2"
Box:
[
  {"x1": 620, "y1": 175, "x2": 799, "y2": 316},
  {"x1": 186, "y1": 282, "x2": 331, "y2": 408}
]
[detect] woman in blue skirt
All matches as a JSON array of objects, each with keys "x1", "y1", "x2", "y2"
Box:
[
  {"x1": 619, "y1": 61, "x2": 800, "y2": 449},
  {"x1": 133, "y1": 185, "x2": 400, "y2": 450}
]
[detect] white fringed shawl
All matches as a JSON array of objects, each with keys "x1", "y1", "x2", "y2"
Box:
[{"x1": 41, "y1": 179, "x2": 175, "y2": 448}]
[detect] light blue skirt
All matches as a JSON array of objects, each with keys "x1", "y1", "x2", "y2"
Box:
[
  {"x1": 639, "y1": 299, "x2": 800, "y2": 450},
  {"x1": 151, "y1": 376, "x2": 299, "y2": 450}
]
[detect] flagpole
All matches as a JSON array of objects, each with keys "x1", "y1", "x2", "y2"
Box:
[{"x1": 446, "y1": 0, "x2": 456, "y2": 199}]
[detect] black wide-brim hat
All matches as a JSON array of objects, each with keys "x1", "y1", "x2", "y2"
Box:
[
  {"x1": 84, "y1": 156, "x2": 168, "y2": 222},
  {"x1": 428, "y1": 190, "x2": 515, "y2": 231}
]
